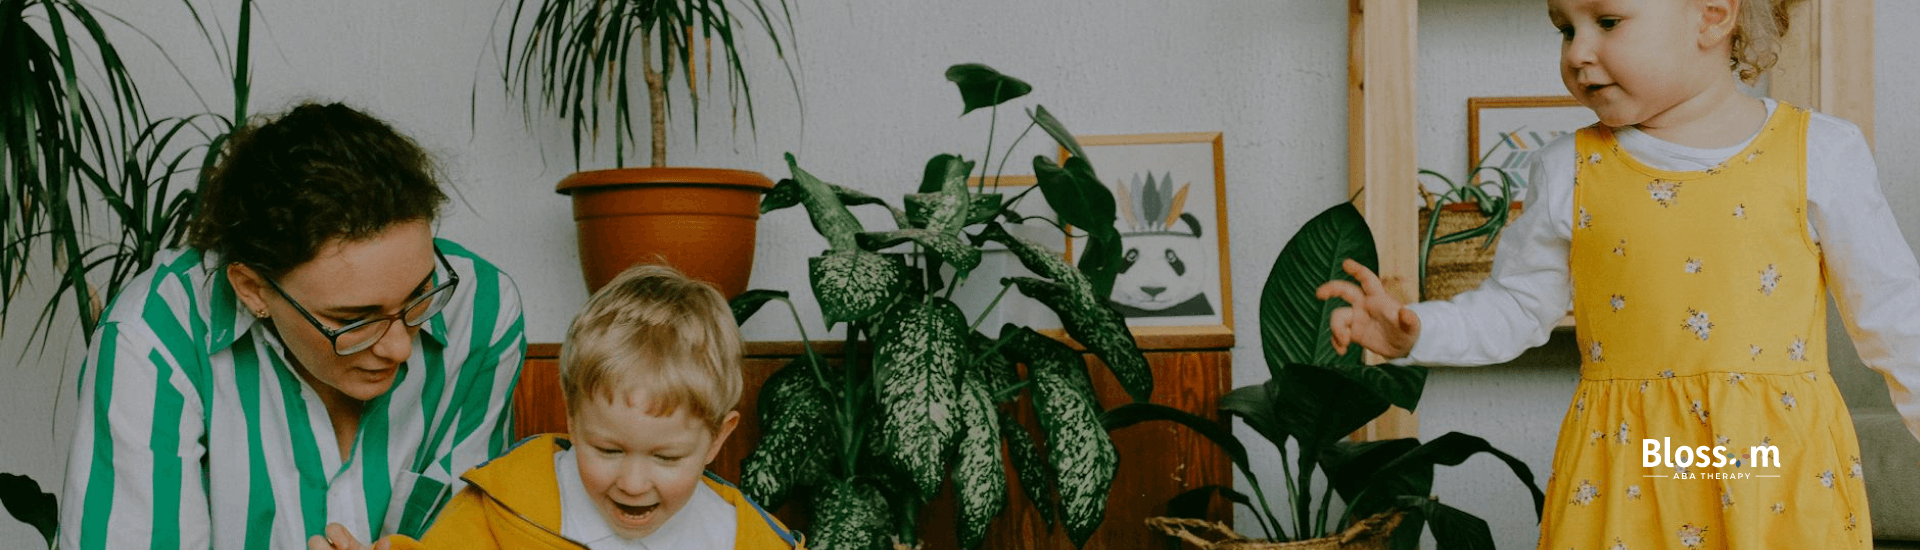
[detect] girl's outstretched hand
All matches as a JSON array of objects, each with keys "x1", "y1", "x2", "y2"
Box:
[{"x1": 1315, "y1": 259, "x2": 1420, "y2": 359}]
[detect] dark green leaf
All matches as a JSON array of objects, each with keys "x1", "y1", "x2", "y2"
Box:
[
  {"x1": 1262, "y1": 202, "x2": 1375, "y2": 373},
  {"x1": 787, "y1": 154, "x2": 867, "y2": 250},
  {"x1": 945, "y1": 64, "x2": 1033, "y2": 115},
  {"x1": 952, "y1": 368, "x2": 1007, "y2": 549},
  {"x1": 1394, "y1": 496, "x2": 1495, "y2": 550},
  {"x1": 810, "y1": 480, "x2": 893, "y2": 550},
  {"x1": 0, "y1": 473, "x2": 56, "y2": 548},
  {"x1": 873, "y1": 299, "x2": 968, "y2": 501},
  {"x1": 1101, "y1": 403, "x2": 1248, "y2": 475},
  {"x1": 919, "y1": 153, "x2": 975, "y2": 195},
  {"x1": 1348, "y1": 432, "x2": 1545, "y2": 526},
  {"x1": 856, "y1": 228, "x2": 983, "y2": 271},
  {"x1": 740, "y1": 356, "x2": 840, "y2": 509},
  {"x1": 1003, "y1": 276, "x2": 1152, "y2": 403},
  {"x1": 1077, "y1": 227, "x2": 1124, "y2": 300},
  {"x1": 762, "y1": 178, "x2": 803, "y2": 214},
  {"x1": 1032, "y1": 155, "x2": 1117, "y2": 235},
  {"x1": 969, "y1": 331, "x2": 1022, "y2": 399},
  {"x1": 1321, "y1": 438, "x2": 1420, "y2": 505},
  {"x1": 766, "y1": 178, "x2": 912, "y2": 228},
  {"x1": 809, "y1": 251, "x2": 909, "y2": 326},
  {"x1": 1002, "y1": 326, "x2": 1116, "y2": 546},
  {"x1": 729, "y1": 289, "x2": 789, "y2": 326},
  {"x1": 1219, "y1": 383, "x2": 1287, "y2": 450},
  {"x1": 1248, "y1": 363, "x2": 1391, "y2": 505},
  {"x1": 1000, "y1": 410, "x2": 1056, "y2": 528},
  {"x1": 1030, "y1": 105, "x2": 1085, "y2": 161}
]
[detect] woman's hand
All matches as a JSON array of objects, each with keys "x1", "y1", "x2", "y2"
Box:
[
  {"x1": 1314, "y1": 259, "x2": 1421, "y2": 360},
  {"x1": 308, "y1": 523, "x2": 391, "y2": 550}
]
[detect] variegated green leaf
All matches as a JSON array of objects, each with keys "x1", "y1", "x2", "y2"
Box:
[
  {"x1": 971, "y1": 222, "x2": 1078, "y2": 282},
  {"x1": 810, "y1": 480, "x2": 893, "y2": 550},
  {"x1": 1003, "y1": 276, "x2": 1153, "y2": 403},
  {"x1": 741, "y1": 356, "x2": 840, "y2": 510},
  {"x1": 966, "y1": 194, "x2": 1005, "y2": 226},
  {"x1": 969, "y1": 331, "x2": 1022, "y2": 399},
  {"x1": 904, "y1": 191, "x2": 969, "y2": 233},
  {"x1": 765, "y1": 177, "x2": 914, "y2": 229},
  {"x1": 809, "y1": 251, "x2": 909, "y2": 326},
  {"x1": 786, "y1": 153, "x2": 867, "y2": 250},
  {"x1": 952, "y1": 367, "x2": 1007, "y2": 549},
  {"x1": 856, "y1": 228, "x2": 983, "y2": 271},
  {"x1": 914, "y1": 154, "x2": 975, "y2": 232},
  {"x1": 1000, "y1": 409, "x2": 1055, "y2": 528},
  {"x1": 873, "y1": 298, "x2": 968, "y2": 501},
  {"x1": 1002, "y1": 326, "x2": 1117, "y2": 546}
]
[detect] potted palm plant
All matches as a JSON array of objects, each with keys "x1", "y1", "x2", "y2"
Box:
[{"x1": 501, "y1": 0, "x2": 799, "y2": 296}]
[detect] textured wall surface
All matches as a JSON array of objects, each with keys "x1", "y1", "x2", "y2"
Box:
[{"x1": 1, "y1": 1, "x2": 1915, "y2": 549}]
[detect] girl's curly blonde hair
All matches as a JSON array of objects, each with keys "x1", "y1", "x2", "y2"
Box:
[{"x1": 1730, "y1": 0, "x2": 1805, "y2": 84}]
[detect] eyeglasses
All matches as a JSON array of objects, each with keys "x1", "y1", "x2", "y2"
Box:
[{"x1": 256, "y1": 246, "x2": 460, "y2": 356}]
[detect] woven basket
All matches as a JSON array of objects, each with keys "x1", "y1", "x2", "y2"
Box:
[
  {"x1": 1419, "y1": 202, "x2": 1525, "y2": 302},
  {"x1": 1146, "y1": 513, "x2": 1402, "y2": 550}
]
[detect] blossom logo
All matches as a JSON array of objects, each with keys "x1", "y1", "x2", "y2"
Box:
[{"x1": 1643, "y1": 437, "x2": 1781, "y2": 480}]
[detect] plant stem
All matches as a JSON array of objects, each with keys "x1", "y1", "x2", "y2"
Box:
[
  {"x1": 968, "y1": 282, "x2": 1014, "y2": 334},
  {"x1": 1315, "y1": 475, "x2": 1337, "y2": 537},
  {"x1": 992, "y1": 121, "x2": 1039, "y2": 190},
  {"x1": 841, "y1": 323, "x2": 867, "y2": 478},
  {"x1": 1277, "y1": 443, "x2": 1300, "y2": 539},
  {"x1": 643, "y1": 26, "x2": 667, "y2": 168},
  {"x1": 782, "y1": 297, "x2": 833, "y2": 406},
  {"x1": 1295, "y1": 464, "x2": 1313, "y2": 538},
  {"x1": 989, "y1": 380, "x2": 1031, "y2": 402},
  {"x1": 978, "y1": 96, "x2": 998, "y2": 195},
  {"x1": 898, "y1": 497, "x2": 921, "y2": 546}
]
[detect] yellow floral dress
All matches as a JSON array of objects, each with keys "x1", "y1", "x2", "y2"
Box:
[{"x1": 1542, "y1": 103, "x2": 1871, "y2": 549}]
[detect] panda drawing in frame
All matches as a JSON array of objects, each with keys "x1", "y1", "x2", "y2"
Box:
[{"x1": 1109, "y1": 171, "x2": 1216, "y2": 318}]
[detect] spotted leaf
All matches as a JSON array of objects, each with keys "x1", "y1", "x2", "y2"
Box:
[
  {"x1": 1002, "y1": 326, "x2": 1117, "y2": 546},
  {"x1": 1001, "y1": 409, "x2": 1055, "y2": 528},
  {"x1": 764, "y1": 178, "x2": 912, "y2": 229},
  {"x1": 952, "y1": 367, "x2": 1008, "y2": 549},
  {"x1": 785, "y1": 153, "x2": 869, "y2": 250},
  {"x1": 1004, "y1": 276, "x2": 1151, "y2": 403},
  {"x1": 809, "y1": 251, "x2": 909, "y2": 326},
  {"x1": 740, "y1": 355, "x2": 840, "y2": 510},
  {"x1": 856, "y1": 228, "x2": 983, "y2": 271},
  {"x1": 809, "y1": 480, "x2": 893, "y2": 550},
  {"x1": 873, "y1": 298, "x2": 968, "y2": 500}
]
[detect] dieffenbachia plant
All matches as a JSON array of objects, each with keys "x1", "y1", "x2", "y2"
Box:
[{"x1": 729, "y1": 64, "x2": 1151, "y2": 549}]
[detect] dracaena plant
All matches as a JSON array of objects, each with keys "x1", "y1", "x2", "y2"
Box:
[
  {"x1": 1121, "y1": 203, "x2": 1547, "y2": 549},
  {"x1": 728, "y1": 63, "x2": 1149, "y2": 550}
]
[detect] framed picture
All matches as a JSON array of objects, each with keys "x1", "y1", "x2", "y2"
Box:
[
  {"x1": 1467, "y1": 96, "x2": 1596, "y2": 189},
  {"x1": 1062, "y1": 132, "x2": 1232, "y2": 338}
]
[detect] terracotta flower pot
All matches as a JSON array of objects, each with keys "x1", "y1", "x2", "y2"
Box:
[{"x1": 556, "y1": 167, "x2": 775, "y2": 297}]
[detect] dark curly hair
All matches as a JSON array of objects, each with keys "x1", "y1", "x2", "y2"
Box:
[{"x1": 188, "y1": 102, "x2": 447, "y2": 277}]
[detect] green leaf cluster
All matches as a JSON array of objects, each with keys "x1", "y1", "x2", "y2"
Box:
[
  {"x1": 1147, "y1": 202, "x2": 1545, "y2": 549},
  {"x1": 2, "y1": 0, "x2": 255, "y2": 344},
  {"x1": 734, "y1": 64, "x2": 1149, "y2": 549}
]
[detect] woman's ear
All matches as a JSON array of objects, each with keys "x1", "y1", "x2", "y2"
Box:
[
  {"x1": 1699, "y1": 0, "x2": 1739, "y2": 48},
  {"x1": 227, "y1": 263, "x2": 273, "y2": 319}
]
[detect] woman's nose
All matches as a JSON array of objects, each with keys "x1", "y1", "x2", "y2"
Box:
[{"x1": 369, "y1": 318, "x2": 414, "y2": 364}]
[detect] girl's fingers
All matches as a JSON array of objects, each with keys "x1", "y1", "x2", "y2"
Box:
[
  {"x1": 1316, "y1": 280, "x2": 1365, "y2": 304},
  {"x1": 1329, "y1": 307, "x2": 1353, "y2": 353},
  {"x1": 308, "y1": 536, "x2": 333, "y2": 550},
  {"x1": 1344, "y1": 259, "x2": 1389, "y2": 296}
]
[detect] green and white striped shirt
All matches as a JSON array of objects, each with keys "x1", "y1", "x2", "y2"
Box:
[{"x1": 60, "y1": 239, "x2": 526, "y2": 549}]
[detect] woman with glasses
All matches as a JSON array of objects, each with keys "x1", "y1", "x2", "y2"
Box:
[{"x1": 60, "y1": 102, "x2": 526, "y2": 550}]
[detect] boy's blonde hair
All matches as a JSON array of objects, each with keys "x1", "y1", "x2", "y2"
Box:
[
  {"x1": 1729, "y1": 0, "x2": 1803, "y2": 84},
  {"x1": 559, "y1": 264, "x2": 743, "y2": 432}
]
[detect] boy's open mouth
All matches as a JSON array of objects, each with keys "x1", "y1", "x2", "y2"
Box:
[{"x1": 614, "y1": 502, "x2": 659, "y2": 522}]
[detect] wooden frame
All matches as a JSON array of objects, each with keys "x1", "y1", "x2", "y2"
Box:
[
  {"x1": 1346, "y1": 0, "x2": 1873, "y2": 440},
  {"x1": 1465, "y1": 95, "x2": 1592, "y2": 188},
  {"x1": 1061, "y1": 132, "x2": 1234, "y2": 341}
]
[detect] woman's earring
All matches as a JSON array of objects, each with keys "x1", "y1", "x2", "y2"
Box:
[{"x1": 253, "y1": 309, "x2": 269, "y2": 319}]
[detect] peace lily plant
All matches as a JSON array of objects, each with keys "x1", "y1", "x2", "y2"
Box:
[{"x1": 729, "y1": 63, "x2": 1149, "y2": 550}]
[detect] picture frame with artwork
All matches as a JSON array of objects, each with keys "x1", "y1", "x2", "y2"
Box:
[
  {"x1": 1466, "y1": 96, "x2": 1597, "y2": 189},
  {"x1": 1061, "y1": 132, "x2": 1233, "y2": 339}
]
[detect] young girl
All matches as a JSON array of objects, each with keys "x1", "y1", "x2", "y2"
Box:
[{"x1": 1319, "y1": 0, "x2": 1920, "y2": 548}]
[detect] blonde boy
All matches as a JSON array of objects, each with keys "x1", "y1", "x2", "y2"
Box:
[{"x1": 379, "y1": 264, "x2": 801, "y2": 550}]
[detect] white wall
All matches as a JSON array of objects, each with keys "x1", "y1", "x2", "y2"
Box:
[{"x1": 1, "y1": 1, "x2": 1915, "y2": 549}]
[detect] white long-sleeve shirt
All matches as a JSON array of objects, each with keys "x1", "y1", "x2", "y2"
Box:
[{"x1": 1402, "y1": 99, "x2": 1920, "y2": 442}]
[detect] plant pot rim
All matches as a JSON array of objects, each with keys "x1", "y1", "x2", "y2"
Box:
[{"x1": 555, "y1": 166, "x2": 776, "y2": 195}]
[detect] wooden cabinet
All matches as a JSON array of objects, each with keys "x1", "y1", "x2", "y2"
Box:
[{"x1": 513, "y1": 337, "x2": 1235, "y2": 549}]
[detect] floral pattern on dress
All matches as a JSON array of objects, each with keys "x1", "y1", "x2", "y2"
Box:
[
  {"x1": 1617, "y1": 421, "x2": 1632, "y2": 445},
  {"x1": 1677, "y1": 524, "x2": 1708, "y2": 548},
  {"x1": 1772, "y1": 502, "x2": 1787, "y2": 514},
  {"x1": 1627, "y1": 485, "x2": 1642, "y2": 500},
  {"x1": 1590, "y1": 341, "x2": 1605, "y2": 363},
  {"x1": 1722, "y1": 490, "x2": 1734, "y2": 509},
  {"x1": 1611, "y1": 294, "x2": 1626, "y2": 312},
  {"x1": 1734, "y1": 204, "x2": 1746, "y2": 219},
  {"x1": 1611, "y1": 538, "x2": 1630, "y2": 550},
  {"x1": 1580, "y1": 207, "x2": 1593, "y2": 229},
  {"x1": 1691, "y1": 400, "x2": 1711, "y2": 424},
  {"x1": 1614, "y1": 239, "x2": 1627, "y2": 256},
  {"x1": 1819, "y1": 469, "x2": 1836, "y2": 488},
  {"x1": 1760, "y1": 264, "x2": 1780, "y2": 296},
  {"x1": 1659, "y1": 370, "x2": 1676, "y2": 379},
  {"x1": 1850, "y1": 456, "x2": 1864, "y2": 480},
  {"x1": 1685, "y1": 258, "x2": 1704, "y2": 274},
  {"x1": 1683, "y1": 309, "x2": 1714, "y2": 340},
  {"x1": 1750, "y1": 345, "x2": 1763, "y2": 360},
  {"x1": 1591, "y1": 429, "x2": 1607, "y2": 445},
  {"x1": 1648, "y1": 180, "x2": 1682, "y2": 207},
  {"x1": 1789, "y1": 337, "x2": 1807, "y2": 361},
  {"x1": 1726, "y1": 372, "x2": 1746, "y2": 385},
  {"x1": 1781, "y1": 392, "x2": 1797, "y2": 410},
  {"x1": 1572, "y1": 480, "x2": 1601, "y2": 505}
]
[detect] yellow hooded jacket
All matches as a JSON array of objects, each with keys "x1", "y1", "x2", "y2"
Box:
[{"x1": 387, "y1": 434, "x2": 803, "y2": 550}]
